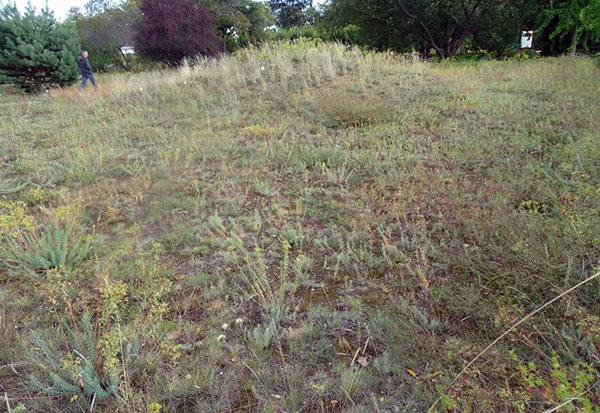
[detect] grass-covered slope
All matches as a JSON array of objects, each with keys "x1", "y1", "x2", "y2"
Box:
[{"x1": 1, "y1": 43, "x2": 599, "y2": 412}]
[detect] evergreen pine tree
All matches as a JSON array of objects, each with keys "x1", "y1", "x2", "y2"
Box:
[{"x1": 0, "y1": 4, "x2": 80, "y2": 91}]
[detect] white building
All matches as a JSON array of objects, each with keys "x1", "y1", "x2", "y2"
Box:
[{"x1": 120, "y1": 45, "x2": 136, "y2": 55}]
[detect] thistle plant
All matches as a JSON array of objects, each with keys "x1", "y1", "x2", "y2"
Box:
[
  {"x1": 1, "y1": 221, "x2": 92, "y2": 270},
  {"x1": 0, "y1": 173, "x2": 29, "y2": 195},
  {"x1": 27, "y1": 313, "x2": 139, "y2": 404}
]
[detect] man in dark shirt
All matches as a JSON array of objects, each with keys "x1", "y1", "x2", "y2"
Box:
[{"x1": 78, "y1": 51, "x2": 97, "y2": 91}]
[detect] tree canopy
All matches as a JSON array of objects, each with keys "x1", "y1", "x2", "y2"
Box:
[
  {"x1": 135, "y1": 0, "x2": 223, "y2": 65},
  {"x1": 269, "y1": 0, "x2": 313, "y2": 28},
  {"x1": 202, "y1": 0, "x2": 275, "y2": 51},
  {"x1": 541, "y1": 0, "x2": 600, "y2": 54},
  {"x1": 324, "y1": 0, "x2": 522, "y2": 58}
]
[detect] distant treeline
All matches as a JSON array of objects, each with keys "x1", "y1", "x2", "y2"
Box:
[
  {"x1": 1, "y1": 0, "x2": 598, "y2": 89},
  {"x1": 67, "y1": 0, "x2": 600, "y2": 69}
]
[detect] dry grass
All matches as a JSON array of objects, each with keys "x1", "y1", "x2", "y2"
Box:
[{"x1": 1, "y1": 42, "x2": 599, "y2": 412}]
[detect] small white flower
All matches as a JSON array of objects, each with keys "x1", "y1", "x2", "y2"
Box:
[
  {"x1": 221, "y1": 323, "x2": 229, "y2": 330},
  {"x1": 235, "y1": 318, "x2": 243, "y2": 325},
  {"x1": 185, "y1": 374, "x2": 192, "y2": 379},
  {"x1": 217, "y1": 334, "x2": 226, "y2": 341},
  {"x1": 260, "y1": 66, "x2": 265, "y2": 71},
  {"x1": 139, "y1": 87, "x2": 144, "y2": 91}
]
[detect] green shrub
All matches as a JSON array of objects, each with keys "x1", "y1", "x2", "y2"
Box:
[
  {"x1": 510, "y1": 349, "x2": 600, "y2": 412},
  {"x1": 275, "y1": 25, "x2": 323, "y2": 41}
]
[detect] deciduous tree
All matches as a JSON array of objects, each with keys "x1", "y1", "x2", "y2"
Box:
[
  {"x1": 324, "y1": 0, "x2": 513, "y2": 58},
  {"x1": 136, "y1": 0, "x2": 223, "y2": 65},
  {"x1": 541, "y1": 0, "x2": 600, "y2": 55},
  {"x1": 202, "y1": 0, "x2": 275, "y2": 51},
  {"x1": 269, "y1": 0, "x2": 313, "y2": 28}
]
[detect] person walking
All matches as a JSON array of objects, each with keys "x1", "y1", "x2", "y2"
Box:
[{"x1": 78, "y1": 51, "x2": 97, "y2": 91}]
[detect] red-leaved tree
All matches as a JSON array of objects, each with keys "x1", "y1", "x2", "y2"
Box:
[{"x1": 135, "y1": 0, "x2": 223, "y2": 65}]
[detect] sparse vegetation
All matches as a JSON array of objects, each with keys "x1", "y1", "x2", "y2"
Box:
[{"x1": 1, "y1": 42, "x2": 599, "y2": 411}]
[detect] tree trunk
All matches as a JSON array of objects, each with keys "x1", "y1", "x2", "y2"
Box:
[
  {"x1": 435, "y1": 46, "x2": 448, "y2": 59},
  {"x1": 570, "y1": 26, "x2": 578, "y2": 56},
  {"x1": 117, "y1": 47, "x2": 131, "y2": 71},
  {"x1": 439, "y1": 36, "x2": 467, "y2": 59}
]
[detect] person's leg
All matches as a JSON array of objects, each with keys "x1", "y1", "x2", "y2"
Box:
[
  {"x1": 89, "y1": 74, "x2": 97, "y2": 88},
  {"x1": 79, "y1": 75, "x2": 88, "y2": 90}
]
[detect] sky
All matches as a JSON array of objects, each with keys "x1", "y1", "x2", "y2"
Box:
[
  {"x1": 7, "y1": 0, "x2": 89, "y2": 21},
  {"x1": 5, "y1": 0, "x2": 327, "y2": 22}
]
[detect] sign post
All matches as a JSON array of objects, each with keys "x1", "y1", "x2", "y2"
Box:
[{"x1": 521, "y1": 31, "x2": 534, "y2": 49}]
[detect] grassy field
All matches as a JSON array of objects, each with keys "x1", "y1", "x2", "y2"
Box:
[{"x1": 1, "y1": 43, "x2": 599, "y2": 412}]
